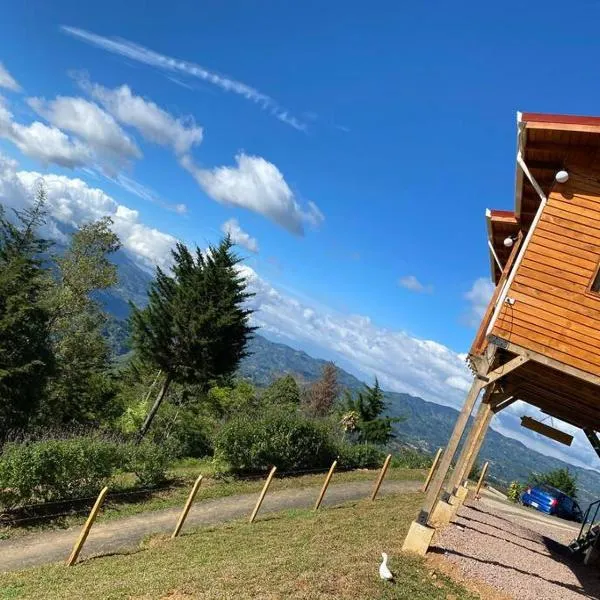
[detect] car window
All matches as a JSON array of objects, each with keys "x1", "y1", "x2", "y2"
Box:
[{"x1": 562, "y1": 497, "x2": 574, "y2": 511}]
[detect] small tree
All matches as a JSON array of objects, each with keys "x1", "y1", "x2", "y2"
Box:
[
  {"x1": 530, "y1": 467, "x2": 578, "y2": 498},
  {"x1": 40, "y1": 217, "x2": 121, "y2": 426},
  {"x1": 342, "y1": 378, "x2": 401, "y2": 445},
  {"x1": 261, "y1": 375, "x2": 300, "y2": 407},
  {"x1": 0, "y1": 193, "x2": 53, "y2": 436},
  {"x1": 131, "y1": 237, "x2": 254, "y2": 439},
  {"x1": 305, "y1": 362, "x2": 338, "y2": 417}
]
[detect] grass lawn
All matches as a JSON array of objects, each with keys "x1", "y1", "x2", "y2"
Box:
[
  {"x1": 0, "y1": 462, "x2": 426, "y2": 540},
  {"x1": 0, "y1": 492, "x2": 478, "y2": 600}
]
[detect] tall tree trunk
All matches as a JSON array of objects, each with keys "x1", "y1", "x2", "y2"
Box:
[{"x1": 137, "y1": 373, "x2": 172, "y2": 441}]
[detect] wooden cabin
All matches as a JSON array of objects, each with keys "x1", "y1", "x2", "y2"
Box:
[
  {"x1": 471, "y1": 112, "x2": 600, "y2": 435},
  {"x1": 403, "y1": 112, "x2": 600, "y2": 556}
]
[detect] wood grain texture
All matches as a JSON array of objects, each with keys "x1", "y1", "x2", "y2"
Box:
[{"x1": 491, "y1": 167, "x2": 600, "y2": 380}]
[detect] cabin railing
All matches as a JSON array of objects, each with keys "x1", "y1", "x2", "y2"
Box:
[{"x1": 470, "y1": 231, "x2": 523, "y2": 356}]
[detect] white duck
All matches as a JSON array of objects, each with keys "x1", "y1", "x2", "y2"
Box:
[{"x1": 379, "y1": 552, "x2": 394, "y2": 583}]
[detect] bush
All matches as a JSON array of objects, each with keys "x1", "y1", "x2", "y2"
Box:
[
  {"x1": 0, "y1": 437, "x2": 120, "y2": 508},
  {"x1": 391, "y1": 448, "x2": 433, "y2": 469},
  {"x1": 215, "y1": 411, "x2": 337, "y2": 472},
  {"x1": 123, "y1": 440, "x2": 172, "y2": 487},
  {"x1": 508, "y1": 481, "x2": 525, "y2": 503},
  {"x1": 336, "y1": 442, "x2": 385, "y2": 469}
]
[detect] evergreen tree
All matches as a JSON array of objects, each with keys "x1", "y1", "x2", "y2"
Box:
[
  {"x1": 261, "y1": 374, "x2": 300, "y2": 407},
  {"x1": 131, "y1": 236, "x2": 254, "y2": 438},
  {"x1": 305, "y1": 362, "x2": 338, "y2": 417},
  {"x1": 0, "y1": 193, "x2": 53, "y2": 436},
  {"x1": 342, "y1": 378, "x2": 401, "y2": 445},
  {"x1": 39, "y1": 217, "x2": 121, "y2": 426}
]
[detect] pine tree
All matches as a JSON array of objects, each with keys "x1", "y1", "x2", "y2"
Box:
[
  {"x1": 306, "y1": 362, "x2": 338, "y2": 417},
  {"x1": 131, "y1": 236, "x2": 255, "y2": 438},
  {"x1": 0, "y1": 193, "x2": 53, "y2": 436},
  {"x1": 342, "y1": 378, "x2": 401, "y2": 445}
]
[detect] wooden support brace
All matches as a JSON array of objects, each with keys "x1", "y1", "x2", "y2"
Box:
[
  {"x1": 172, "y1": 475, "x2": 203, "y2": 538},
  {"x1": 66, "y1": 486, "x2": 109, "y2": 566},
  {"x1": 249, "y1": 466, "x2": 277, "y2": 523},
  {"x1": 474, "y1": 462, "x2": 489, "y2": 497},
  {"x1": 371, "y1": 454, "x2": 392, "y2": 501},
  {"x1": 422, "y1": 448, "x2": 443, "y2": 493},
  {"x1": 314, "y1": 460, "x2": 337, "y2": 511},
  {"x1": 481, "y1": 354, "x2": 529, "y2": 385}
]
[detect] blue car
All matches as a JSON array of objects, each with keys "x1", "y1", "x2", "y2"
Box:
[{"x1": 520, "y1": 484, "x2": 583, "y2": 522}]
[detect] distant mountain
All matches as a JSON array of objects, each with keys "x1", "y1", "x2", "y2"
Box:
[
  {"x1": 101, "y1": 254, "x2": 600, "y2": 509},
  {"x1": 239, "y1": 332, "x2": 600, "y2": 508}
]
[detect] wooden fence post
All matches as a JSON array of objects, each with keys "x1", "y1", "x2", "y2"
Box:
[
  {"x1": 171, "y1": 475, "x2": 203, "y2": 538},
  {"x1": 66, "y1": 486, "x2": 109, "y2": 566},
  {"x1": 370, "y1": 454, "x2": 392, "y2": 501},
  {"x1": 422, "y1": 447, "x2": 443, "y2": 492},
  {"x1": 314, "y1": 460, "x2": 337, "y2": 511},
  {"x1": 249, "y1": 466, "x2": 277, "y2": 523},
  {"x1": 474, "y1": 461, "x2": 489, "y2": 498}
]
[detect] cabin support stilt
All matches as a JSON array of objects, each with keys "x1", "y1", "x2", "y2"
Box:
[{"x1": 402, "y1": 351, "x2": 528, "y2": 555}]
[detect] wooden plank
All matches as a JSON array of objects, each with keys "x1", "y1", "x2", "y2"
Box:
[
  {"x1": 484, "y1": 354, "x2": 529, "y2": 384},
  {"x1": 526, "y1": 241, "x2": 596, "y2": 271},
  {"x1": 524, "y1": 247, "x2": 592, "y2": 278},
  {"x1": 489, "y1": 329, "x2": 600, "y2": 378},
  {"x1": 531, "y1": 230, "x2": 600, "y2": 261},
  {"x1": 502, "y1": 289, "x2": 600, "y2": 331},
  {"x1": 521, "y1": 416, "x2": 574, "y2": 446},
  {"x1": 516, "y1": 266, "x2": 588, "y2": 296},
  {"x1": 535, "y1": 224, "x2": 600, "y2": 254},
  {"x1": 550, "y1": 196, "x2": 600, "y2": 223},
  {"x1": 495, "y1": 318, "x2": 600, "y2": 369},
  {"x1": 544, "y1": 205, "x2": 600, "y2": 234},
  {"x1": 495, "y1": 315, "x2": 600, "y2": 365},
  {"x1": 510, "y1": 280, "x2": 600, "y2": 320},
  {"x1": 520, "y1": 257, "x2": 590, "y2": 287},
  {"x1": 542, "y1": 212, "x2": 600, "y2": 245},
  {"x1": 499, "y1": 298, "x2": 600, "y2": 342}
]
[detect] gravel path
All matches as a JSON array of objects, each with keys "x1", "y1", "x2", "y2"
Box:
[
  {"x1": 0, "y1": 479, "x2": 420, "y2": 573},
  {"x1": 433, "y1": 499, "x2": 600, "y2": 600}
]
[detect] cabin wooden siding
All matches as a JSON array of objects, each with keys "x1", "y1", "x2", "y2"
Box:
[{"x1": 490, "y1": 168, "x2": 600, "y2": 377}]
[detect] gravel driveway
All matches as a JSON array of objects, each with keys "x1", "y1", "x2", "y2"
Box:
[{"x1": 432, "y1": 496, "x2": 600, "y2": 600}]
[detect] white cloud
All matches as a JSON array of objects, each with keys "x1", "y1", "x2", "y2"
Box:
[
  {"x1": 78, "y1": 78, "x2": 203, "y2": 155},
  {"x1": 181, "y1": 153, "x2": 324, "y2": 235},
  {"x1": 399, "y1": 275, "x2": 433, "y2": 293},
  {"x1": 0, "y1": 62, "x2": 21, "y2": 92},
  {"x1": 110, "y1": 173, "x2": 187, "y2": 214},
  {"x1": 28, "y1": 95, "x2": 141, "y2": 169},
  {"x1": 0, "y1": 152, "x2": 176, "y2": 270},
  {"x1": 61, "y1": 26, "x2": 306, "y2": 131},
  {"x1": 464, "y1": 277, "x2": 495, "y2": 327},
  {"x1": 221, "y1": 218, "x2": 258, "y2": 253},
  {"x1": 0, "y1": 100, "x2": 90, "y2": 168},
  {"x1": 239, "y1": 264, "x2": 472, "y2": 408}
]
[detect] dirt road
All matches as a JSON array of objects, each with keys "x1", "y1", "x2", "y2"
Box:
[{"x1": 0, "y1": 479, "x2": 420, "y2": 572}]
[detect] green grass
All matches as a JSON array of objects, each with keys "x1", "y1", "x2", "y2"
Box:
[
  {"x1": 0, "y1": 463, "x2": 426, "y2": 540},
  {"x1": 0, "y1": 493, "x2": 478, "y2": 600}
]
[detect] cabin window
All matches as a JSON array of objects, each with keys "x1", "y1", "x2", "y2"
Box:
[{"x1": 592, "y1": 268, "x2": 600, "y2": 294}]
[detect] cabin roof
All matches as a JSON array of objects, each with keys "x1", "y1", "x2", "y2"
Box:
[{"x1": 487, "y1": 112, "x2": 600, "y2": 282}]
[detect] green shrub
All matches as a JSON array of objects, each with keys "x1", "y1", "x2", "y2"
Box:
[
  {"x1": 123, "y1": 440, "x2": 172, "y2": 487},
  {"x1": 336, "y1": 442, "x2": 385, "y2": 469},
  {"x1": 508, "y1": 481, "x2": 525, "y2": 503},
  {"x1": 391, "y1": 448, "x2": 433, "y2": 469},
  {"x1": 0, "y1": 437, "x2": 121, "y2": 509},
  {"x1": 215, "y1": 411, "x2": 337, "y2": 472}
]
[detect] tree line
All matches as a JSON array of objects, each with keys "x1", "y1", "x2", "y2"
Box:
[{"x1": 0, "y1": 190, "x2": 399, "y2": 480}]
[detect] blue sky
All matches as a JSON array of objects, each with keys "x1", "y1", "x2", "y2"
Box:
[{"x1": 2, "y1": 0, "x2": 600, "y2": 468}]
